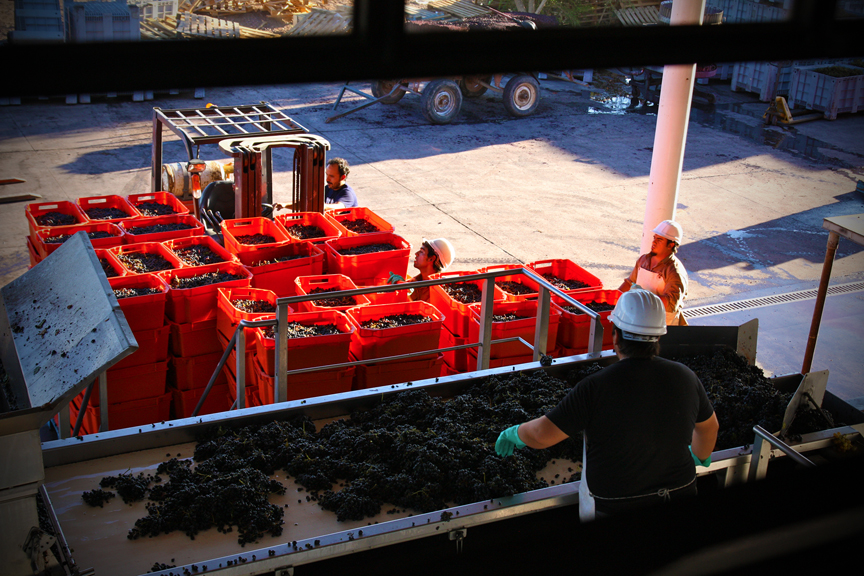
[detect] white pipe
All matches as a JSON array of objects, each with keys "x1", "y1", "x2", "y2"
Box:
[{"x1": 640, "y1": 0, "x2": 706, "y2": 255}]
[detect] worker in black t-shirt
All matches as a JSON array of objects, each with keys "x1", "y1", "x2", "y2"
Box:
[{"x1": 495, "y1": 288, "x2": 718, "y2": 519}]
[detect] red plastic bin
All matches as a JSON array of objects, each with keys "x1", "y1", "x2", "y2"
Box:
[
  {"x1": 345, "y1": 300, "x2": 444, "y2": 361},
  {"x1": 127, "y1": 191, "x2": 189, "y2": 217},
  {"x1": 235, "y1": 241, "x2": 324, "y2": 297},
  {"x1": 224, "y1": 364, "x2": 261, "y2": 408},
  {"x1": 112, "y1": 324, "x2": 170, "y2": 370},
  {"x1": 169, "y1": 351, "x2": 229, "y2": 391},
  {"x1": 428, "y1": 270, "x2": 507, "y2": 337},
  {"x1": 467, "y1": 347, "x2": 536, "y2": 370},
  {"x1": 25, "y1": 236, "x2": 41, "y2": 268},
  {"x1": 324, "y1": 206, "x2": 395, "y2": 237},
  {"x1": 353, "y1": 353, "x2": 444, "y2": 390},
  {"x1": 69, "y1": 391, "x2": 171, "y2": 435},
  {"x1": 76, "y1": 359, "x2": 169, "y2": 407},
  {"x1": 110, "y1": 242, "x2": 185, "y2": 276},
  {"x1": 109, "y1": 273, "x2": 169, "y2": 331},
  {"x1": 34, "y1": 222, "x2": 124, "y2": 258},
  {"x1": 254, "y1": 309, "x2": 354, "y2": 375},
  {"x1": 164, "y1": 235, "x2": 238, "y2": 267},
  {"x1": 468, "y1": 299, "x2": 561, "y2": 359},
  {"x1": 171, "y1": 383, "x2": 231, "y2": 418},
  {"x1": 216, "y1": 286, "x2": 282, "y2": 351},
  {"x1": 119, "y1": 214, "x2": 205, "y2": 244},
  {"x1": 275, "y1": 212, "x2": 342, "y2": 244},
  {"x1": 95, "y1": 248, "x2": 127, "y2": 278},
  {"x1": 553, "y1": 289, "x2": 621, "y2": 353},
  {"x1": 77, "y1": 195, "x2": 140, "y2": 223},
  {"x1": 168, "y1": 318, "x2": 222, "y2": 357},
  {"x1": 26, "y1": 201, "x2": 88, "y2": 243},
  {"x1": 256, "y1": 358, "x2": 355, "y2": 404},
  {"x1": 359, "y1": 282, "x2": 411, "y2": 305},
  {"x1": 217, "y1": 332, "x2": 257, "y2": 389},
  {"x1": 158, "y1": 261, "x2": 253, "y2": 323},
  {"x1": 221, "y1": 217, "x2": 291, "y2": 255},
  {"x1": 294, "y1": 274, "x2": 371, "y2": 312},
  {"x1": 527, "y1": 259, "x2": 603, "y2": 294},
  {"x1": 481, "y1": 264, "x2": 542, "y2": 302},
  {"x1": 439, "y1": 326, "x2": 473, "y2": 373},
  {"x1": 324, "y1": 233, "x2": 411, "y2": 287}
]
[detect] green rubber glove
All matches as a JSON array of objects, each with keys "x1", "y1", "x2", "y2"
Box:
[
  {"x1": 387, "y1": 271, "x2": 405, "y2": 284},
  {"x1": 690, "y1": 445, "x2": 712, "y2": 467},
  {"x1": 496, "y1": 425, "x2": 527, "y2": 457}
]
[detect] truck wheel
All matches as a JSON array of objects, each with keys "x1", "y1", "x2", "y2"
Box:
[
  {"x1": 422, "y1": 80, "x2": 462, "y2": 125},
  {"x1": 503, "y1": 74, "x2": 540, "y2": 117},
  {"x1": 371, "y1": 80, "x2": 406, "y2": 104},
  {"x1": 459, "y1": 76, "x2": 490, "y2": 98}
]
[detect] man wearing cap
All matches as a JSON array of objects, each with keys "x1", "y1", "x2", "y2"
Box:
[
  {"x1": 619, "y1": 220, "x2": 689, "y2": 325},
  {"x1": 495, "y1": 289, "x2": 718, "y2": 519},
  {"x1": 389, "y1": 238, "x2": 456, "y2": 302}
]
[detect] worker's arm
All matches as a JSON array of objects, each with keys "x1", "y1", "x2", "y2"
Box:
[
  {"x1": 324, "y1": 202, "x2": 345, "y2": 210},
  {"x1": 691, "y1": 412, "x2": 719, "y2": 461},
  {"x1": 658, "y1": 261, "x2": 688, "y2": 313},
  {"x1": 618, "y1": 261, "x2": 639, "y2": 292},
  {"x1": 518, "y1": 416, "x2": 570, "y2": 449}
]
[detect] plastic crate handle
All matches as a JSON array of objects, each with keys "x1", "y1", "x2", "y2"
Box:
[
  {"x1": 137, "y1": 195, "x2": 156, "y2": 202},
  {"x1": 232, "y1": 221, "x2": 255, "y2": 228},
  {"x1": 40, "y1": 204, "x2": 60, "y2": 210}
]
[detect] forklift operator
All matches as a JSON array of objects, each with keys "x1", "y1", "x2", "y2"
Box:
[
  {"x1": 619, "y1": 219, "x2": 689, "y2": 326},
  {"x1": 324, "y1": 157, "x2": 359, "y2": 209},
  {"x1": 495, "y1": 289, "x2": 718, "y2": 519}
]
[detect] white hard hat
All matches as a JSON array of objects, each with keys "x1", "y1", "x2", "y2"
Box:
[
  {"x1": 610, "y1": 289, "x2": 667, "y2": 341},
  {"x1": 653, "y1": 220, "x2": 683, "y2": 244},
  {"x1": 423, "y1": 237, "x2": 455, "y2": 271}
]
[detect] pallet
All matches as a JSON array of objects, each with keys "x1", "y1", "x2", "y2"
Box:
[
  {"x1": 615, "y1": 5, "x2": 659, "y2": 26},
  {"x1": 288, "y1": 9, "x2": 352, "y2": 36}
]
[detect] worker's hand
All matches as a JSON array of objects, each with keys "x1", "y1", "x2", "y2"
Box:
[
  {"x1": 495, "y1": 425, "x2": 527, "y2": 457},
  {"x1": 387, "y1": 272, "x2": 405, "y2": 284},
  {"x1": 272, "y1": 202, "x2": 297, "y2": 213},
  {"x1": 689, "y1": 445, "x2": 712, "y2": 467}
]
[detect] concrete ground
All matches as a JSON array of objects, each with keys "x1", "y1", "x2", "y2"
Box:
[{"x1": 1, "y1": 73, "x2": 862, "y2": 402}]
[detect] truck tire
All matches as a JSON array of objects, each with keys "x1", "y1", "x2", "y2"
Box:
[
  {"x1": 371, "y1": 80, "x2": 406, "y2": 104},
  {"x1": 459, "y1": 76, "x2": 490, "y2": 98},
  {"x1": 422, "y1": 80, "x2": 462, "y2": 125},
  {"x1": 503, "y1": 74, "x2": 540, "y2": 117}
]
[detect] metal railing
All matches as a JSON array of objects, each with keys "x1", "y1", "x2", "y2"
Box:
[
  {"x1": 747, "y1": 424, "x2": 816, "y2": 482},
  {"x1": 193, "y1": 267, "x2": 604, "y2": 415}
]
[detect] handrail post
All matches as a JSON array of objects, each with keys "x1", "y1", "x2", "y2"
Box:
[
  {"x1": 275, "y1": 301, "x2": 289, "y2": 403},
  {"x1": 533, "y1": 283, "x2": 551, "y2": 361},
  {"x1": 588, "y1": 312, "x2": 604, "y2": 354},
  {"x1": 236, "y1": 323, "x2": 246, "y2": 409},
  {"x1": 748, "y1": 425, "x2": 816, "y2": 483},
  {"x1": 476, "y1": 277, "x2": 495, "y2": 371},
  {"x1": 98, "y1": 372, "x2": 109, "y2": 432}
]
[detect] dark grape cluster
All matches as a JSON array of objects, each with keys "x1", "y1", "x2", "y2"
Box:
[
  {"x1": 562, "y1": 301, "x2": 615, "y2": 314},
  {"x1": 114, "y1": 287, "x2": 161, "y2": 299},
  {"x1": 135, "y1": 202, "x2": 177, "y2": 217},
  {"x1": 235, "y1": 234, "x2": 276, "y2": 245},
  {"x1": 262, "y1": 322, "x2": 341, "y2": 339},
  {"x1": 231, "y1": 299, "x2": 276, "y2": 313},
  {"x1": 286, "y1": 224, "x2": 326, "y2": 240},
  {"x1": 36, "y1": 211, "x2": 79, "y2": 226},
  {"x1": 359, "y1": 313, "x2": 433, "y2": 329},
  {"x1": 251, "y1": 254, "x2": 306, "y2": 266},
  {"x1": 308, "y1": 286, "x2": 357, "y2": 307},
  {"x1": 130, "y1": 223, "x2": 194, "y2": 235},
  {"x1": 82, "y1": 488, "x2": 116, "y2": 508},
  {"x1": 85, "y1": 207, "x2": 130, "y2": 220},
  {"x1": 541, "y1": 273, "x2": 590, "y2": 291},
  {"x1": 342, "y1": 218, "x2": 380, "y2": 234},
  {"x1": 45, "y1": 231, "x2": 115, "y2": 244},
  {"x1": 491, "y1": 313, "x2": 529, "y2": 322},
  {"x1": 337, "y1": 243, "x2": 396, "y2": 256},
  {"x1": 496, "y1": 281, "x2": 537, "y2": 296},
  {"x1": 170, "y1": 271, "x2": 244, "y2": 289},
  {"x1": 174, "y1": 245, "x2": 225, "y2": 266},
  {"x1": 443, "y1": 282, "x2": 482, "y2": 304},
  {"x1": 118, "y1": 252, "x2": 174, "y2": 273},
  {"x1": 100, "y1": 258, "x2": 119, "y2": 277}
]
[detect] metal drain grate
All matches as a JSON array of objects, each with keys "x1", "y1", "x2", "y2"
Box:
[{"x1": 683, "y1": 281, "x2": 864, "y2": 319}]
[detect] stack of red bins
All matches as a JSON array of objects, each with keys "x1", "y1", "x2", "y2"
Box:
[
  {"x1": 216, "y1": 287, "x2": 282, "y2": 408},
  {"x1": 253, "y1": 309, "x2": 355, "y2": 404},
  {"x1": 157, "y1": 257, "x2": 253, "y2": 411},
  {"x1": 222, "y1": 216, "x2": 324, "y2": 297},
  {"x1": 429, "y1": 270, "x2": 507, "y2": 374},
  {"x1": 70, "y1": 273, "x2": 172, "y2": 434},
  {"x1": 323, "y1": 232, "x2": 411, "y2": 288},
  {"x1": 25, "y1": 200, "x2": 125, "y2": 268},
  {"x1": 345, "y1": 301, "x2": 445, "y2": 389},
  {"x1": 467, "y1": 299, "x2": 563, "y2": 369},
  {"x1": 553, "y1": 290, "x2": 622, "y2": 356}
]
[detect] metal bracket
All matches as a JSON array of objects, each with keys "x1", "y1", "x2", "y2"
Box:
[
  {"x1": 448, "y1": 528, "x2": 467, "y2": 553},
  {"x1": 276, "y1": 567, "x2": 294, "y2": 576},
  {"x1": 23, "y1": 527, "x2": 57, "y2": 573}
]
